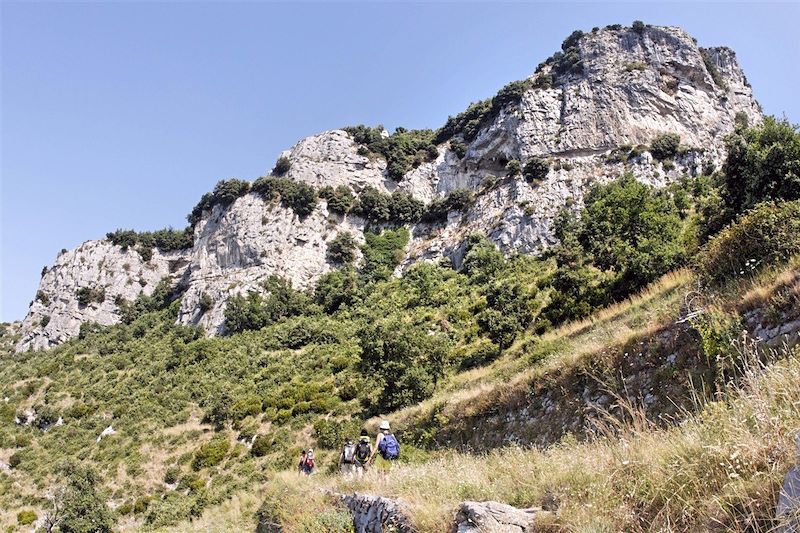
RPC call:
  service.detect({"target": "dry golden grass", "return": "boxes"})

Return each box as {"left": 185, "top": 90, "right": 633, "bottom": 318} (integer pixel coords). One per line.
{"left": 270, "top": 342, "right": 800, "bottom": 533}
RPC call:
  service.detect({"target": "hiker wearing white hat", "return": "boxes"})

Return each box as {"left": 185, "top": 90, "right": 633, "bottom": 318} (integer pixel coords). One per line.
{"left": 369, "top": 420, "right": 400, "bottom": 472}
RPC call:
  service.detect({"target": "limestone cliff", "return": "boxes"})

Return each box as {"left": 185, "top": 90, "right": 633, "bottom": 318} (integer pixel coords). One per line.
{"left": 16, "top": 24, "right": 761, "bottom": 351}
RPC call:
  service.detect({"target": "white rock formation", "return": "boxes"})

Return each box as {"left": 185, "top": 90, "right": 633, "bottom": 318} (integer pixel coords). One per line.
{"left": 16, "top": 24, "right": 762, "bottom": 351}
{"left": 455, "top": 501, "right": 544, "bottom": 533}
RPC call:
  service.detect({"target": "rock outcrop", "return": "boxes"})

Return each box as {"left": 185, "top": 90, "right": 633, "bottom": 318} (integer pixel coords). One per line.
{"left": 338, "top": 493, "right": 415, "bottom": 533}
{"left": 454, "top": 501, "right": 544, "bottom": 533}
{"left": 336, "top": 493, "right": 547, "bottom": 533}
{"left": 776, "top": 433, "right": 800, "bottom": 533}
{"left": 17, "top": 24, "right": 762, "bottom": 351}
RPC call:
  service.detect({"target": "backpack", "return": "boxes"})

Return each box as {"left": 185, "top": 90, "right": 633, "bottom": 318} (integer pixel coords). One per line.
{"left": 342, "top": 443, "right": 356, "bottom": 464}
{"left": 355, "top": 441, "right": 371, "bottom": 463}
{"left": 378, "top": 434, "right": 400, "bottom": 460}
{"left": 305, "top": 456, "right": 315, "bottom": 470}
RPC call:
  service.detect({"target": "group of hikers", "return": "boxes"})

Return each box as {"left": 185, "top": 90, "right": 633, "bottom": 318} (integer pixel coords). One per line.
{"left": 298, "top": 420, "right": 400, "bottom": 477}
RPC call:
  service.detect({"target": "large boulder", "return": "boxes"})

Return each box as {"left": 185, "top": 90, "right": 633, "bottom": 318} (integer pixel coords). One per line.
{"left": 453, "top": 501, "right": 543, "bottom": 533}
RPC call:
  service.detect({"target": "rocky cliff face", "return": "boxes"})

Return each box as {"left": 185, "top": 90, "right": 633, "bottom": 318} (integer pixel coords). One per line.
{"left": 16, "top": 24, "right": 761, "bottom": 352}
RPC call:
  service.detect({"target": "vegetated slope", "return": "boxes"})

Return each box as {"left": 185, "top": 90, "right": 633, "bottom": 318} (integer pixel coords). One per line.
{"left": 17, "top": 22, "right": 760, "bottom": 352}
{"left": 2, "top": 22, "right": 799, "bottom": 533}
{"left": 162, "top": 256, "right": 800, "bottom": 533}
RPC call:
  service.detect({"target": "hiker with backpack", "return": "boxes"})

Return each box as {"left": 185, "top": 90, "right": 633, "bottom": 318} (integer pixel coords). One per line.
{"left": 299, "top": 448, "right": 316, "bottom": 476}
{"left": 369, "top": 420, "right": 400, "bottom": 473}
{"left": 354, "top": 429, "right": 372, "bottom": 478}
{"left": 298, "top": 450, "right": 307, "bottom": 475}
{"left": 339, "top": 438, "right": 357, "bottom": 477}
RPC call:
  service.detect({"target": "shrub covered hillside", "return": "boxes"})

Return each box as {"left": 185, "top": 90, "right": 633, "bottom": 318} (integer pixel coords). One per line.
{"left": 1, "top": 117, "right": 799, "bottom": 532}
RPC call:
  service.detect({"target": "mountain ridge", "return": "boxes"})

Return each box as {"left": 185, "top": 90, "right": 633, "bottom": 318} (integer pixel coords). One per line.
{"left": 16, "top": 23, "right": 761, "bottom": 351}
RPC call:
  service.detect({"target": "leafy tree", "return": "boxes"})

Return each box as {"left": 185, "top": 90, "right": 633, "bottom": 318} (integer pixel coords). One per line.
{"left": 327, "top": 232, "right": 357, "bottom": 265}
{"left": 55, "top": 463, "right": 114, "bottom": 533}
{"left": 252, "top": 176, "right": 317, "bottom": 218}
{"left": 505, "top": 159, "right": 522, "bottom": 176}
{"left": 721, "top": 117, "right": 800, "bottom": 215}
{"left": 435, "top": 79, "right": 533, "bottom": 144}
{"left": 461, "top": 234, "right": 505, "bottom": 284}
{"left": 199, "top": 293, "right": 214, "bottom": 314}
{"left": 578, "top": 174, "right": 685, "bottom": 295}
{"left": 117, "top": 278, "right": 176, "bottom": 324}
{"left": 192, "top": 435, "right": 230, "bottom": 470}
{"left": 314, "top": 268, "right": 359, "bottom": 313}
{"left": 76, "top": 287, "right": 105, "bottom": 307}
{"left": 354, "top": 186, "right": 392, "bottom": 223}
{"left": 187, "top": 179, "right": 251, "bottom": 226}
{"left": 541, "top": 213, "right": 614, "bottom": 325}
{"left": 360, "top": 228, "right": 409, "bottom": 282}
{"left": 523, "top": 157, "right": 550, "bottom": 184}
{"left": 357, "top": 321, "right": 450, "bottom": 413}
{"left": 650, "top": 133, "right": 681, "bottom": 161}
{"left": 343, "top": 126, "right": 437, "bottom": 180}
{"left": 478, "top": 277, "right": 541, "bottom": 350}
{"left": 389, "top": 190, "right": 425, "bottom": 224}
{"left": 423, "top": 189, "right": 475, "bottom": 223}
{"left": 224, "top": 277, "right": 312, "bottom": 334}
{"left": 105, "top": 229, "right": 138, "bottom": 250}
{"left": 224, "top": 293, "right": 269, "bottom": 334}
{"left": 320, "top": 185, "right": 355, "bottom": 214}
{"left": 272, "top": 156, "right": 292, "bottom": 176}
{"left": 698, "top": 200, "right": 800, "bottom": 284}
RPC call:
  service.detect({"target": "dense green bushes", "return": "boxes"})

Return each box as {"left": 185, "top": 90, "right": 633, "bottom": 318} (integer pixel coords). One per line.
{"left": 435, "top": 79, "right": 533, "bottom": 144}
{"left": 537, "top": 29, "right": 584, "bottom": 78}
{"left": 76, "top": 286, "right": 106, "bottom": 307}
{"left": 273, "top": 155, "right": 291, "bottom": 176}
{"left": 423, "top": 189, "right": 475, "bottom": 222}
{"left": 192, "top": 435, "right": 230, "bottom": 470}
{"left": 17, "top": 510, "right": 37, "bottom": 526}
{"left": 352, "top": 186, "right": 425, "bottom": 225}
{"left": 313, "top": 418, "right": 362, "bottom": 449}
{"left": 721, "top": 117, "right": 800, "bottom": 214}
{"left": 224, "top": 277, "right": 313, "bottom": 334}
{"left": 319, "top": 185, "right": 355, "bottom": 214}
{"left": 188, "top": 179, "right": 251, "bottom": 226}
{"left": 357, "top": 320, "right": 450, "bottom": 414}
{"left": 523, "top": 157, "right": 550, "bottom": 184}
{"left": 343, "top": 125, "right": 438, "bottom": 180}
{"left": 505, "top": 159, "right": 521, "bottom": 176}
{"left": 697, "top": 200, "right": 800, "bottom": 284}
{"left": 539, "top": 174, "right": 686, "bottom": 323}
{"left": 650, "top": 133, "right": 681, "bottom": 161}
{"left": 252, "top": 176, "right": 317, "bottom": 218}
{"left": 106, "top": 227, "right": 194, "bottom": 256}
{"left": 53, "top": 463, "right": 114, "bottom": 533}
{"left": 360, "top": 227, "right": 410, "bottom": 282}
{"left": 327, "top": 232, "right": 357, "bottom": 265}
{"left": 579, "top": 174, "right": 685, "bottom": 293}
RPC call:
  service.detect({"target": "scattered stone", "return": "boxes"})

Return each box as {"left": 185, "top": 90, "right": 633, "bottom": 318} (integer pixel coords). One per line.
{"left": 454, "top": 501, "right": 543, "bottom": 533}
{"left": 776, "top": 433, "right": 800, "bottom": 532}
{"left": 96, "top": 425, "right": 116, "bottom": 443}
{"left": 338, "top": 492, "right": 414, "bottom": 533}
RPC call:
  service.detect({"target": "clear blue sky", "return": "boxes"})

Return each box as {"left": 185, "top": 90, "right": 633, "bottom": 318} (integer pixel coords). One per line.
{"left": 2, "top": 2, "right": 798, "bottom": 322}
